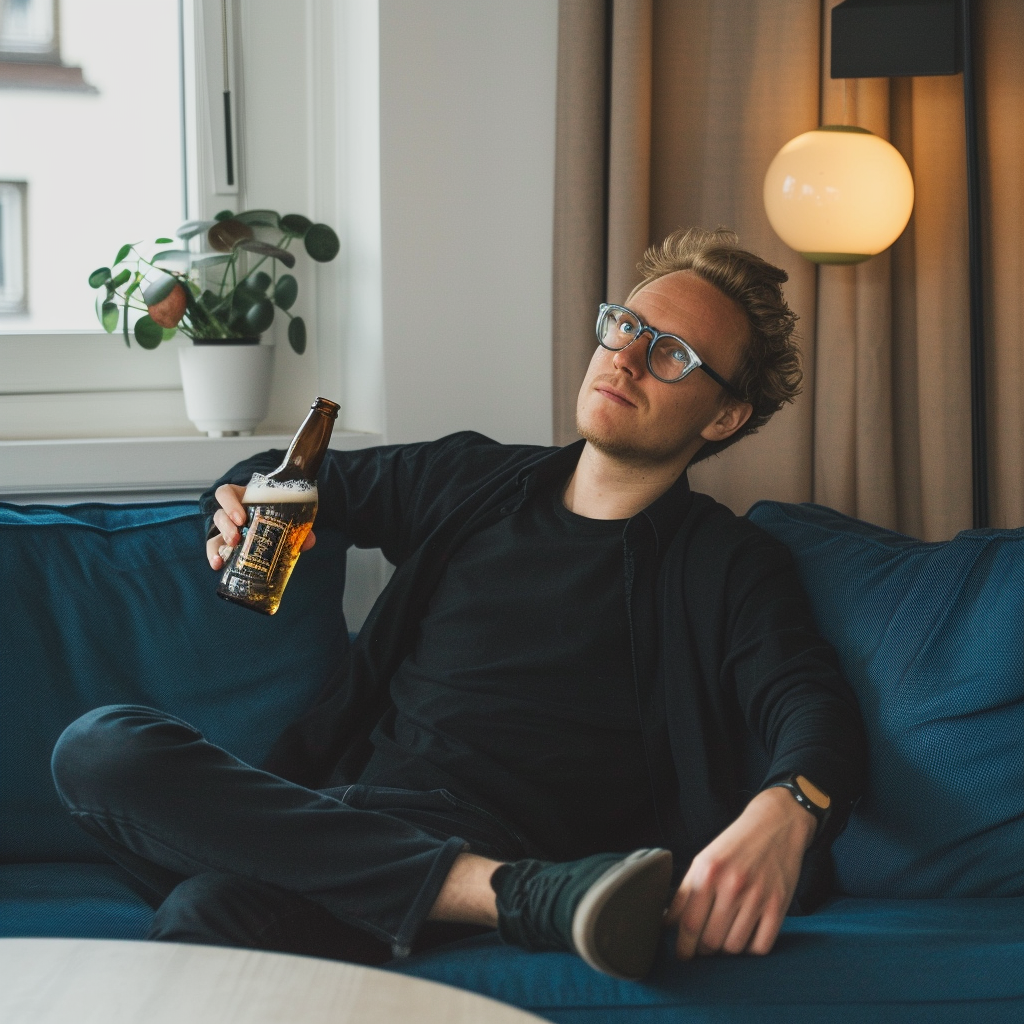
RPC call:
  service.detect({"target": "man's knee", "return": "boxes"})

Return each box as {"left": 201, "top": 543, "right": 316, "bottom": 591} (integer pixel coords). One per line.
{"left": 51, "top": 704, "right": 199, "bottom": 809}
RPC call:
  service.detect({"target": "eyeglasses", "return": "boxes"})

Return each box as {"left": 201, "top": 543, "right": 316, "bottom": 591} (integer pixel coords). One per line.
{"left": 596, "top": 303, "right": 745, "bottom": 400}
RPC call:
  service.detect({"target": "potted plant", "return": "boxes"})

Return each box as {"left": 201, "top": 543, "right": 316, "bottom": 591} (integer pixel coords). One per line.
{"left": 88, "top": 209, "right": 340, "bottom": 435}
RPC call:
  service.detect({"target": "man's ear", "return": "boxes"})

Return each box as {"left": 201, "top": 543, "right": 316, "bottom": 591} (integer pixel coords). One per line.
{"left": 699, "top": 399, "right": 753, "bottom": 444}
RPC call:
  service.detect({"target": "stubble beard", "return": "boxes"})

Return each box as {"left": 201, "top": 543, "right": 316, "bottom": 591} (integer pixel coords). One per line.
{"left": 575, "top": 409, "right": 688, "bottom": 470}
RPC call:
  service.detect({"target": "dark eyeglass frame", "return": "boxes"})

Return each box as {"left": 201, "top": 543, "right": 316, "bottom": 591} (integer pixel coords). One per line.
{"left": 596, "top": 303, "right": 745, "bottom": 401}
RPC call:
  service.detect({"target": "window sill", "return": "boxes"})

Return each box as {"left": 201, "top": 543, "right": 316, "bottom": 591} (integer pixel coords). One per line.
{"left": 0, "top": 430, "right": 383, "bottom": 503}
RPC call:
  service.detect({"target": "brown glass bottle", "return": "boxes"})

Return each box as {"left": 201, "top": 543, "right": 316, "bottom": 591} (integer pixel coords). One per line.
{"left": 217, "top": 397, "right": 339, "bottom": 614}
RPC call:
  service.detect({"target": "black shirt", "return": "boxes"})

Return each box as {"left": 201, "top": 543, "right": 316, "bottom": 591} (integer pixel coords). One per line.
{"left": 202, "top": 431, "right": 867, "bottom": 888}
{"left": 359, "top": 479, "right": 656, "bottom": 860}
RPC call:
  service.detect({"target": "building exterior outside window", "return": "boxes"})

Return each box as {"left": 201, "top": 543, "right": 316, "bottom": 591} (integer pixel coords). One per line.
{"left": 0, "top": 0, "right": 182, "bottom": 330}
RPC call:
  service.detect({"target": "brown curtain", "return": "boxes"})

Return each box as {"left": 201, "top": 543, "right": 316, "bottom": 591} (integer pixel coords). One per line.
{"left": 551, "top": 0, "right": 1024, "bottom": 540}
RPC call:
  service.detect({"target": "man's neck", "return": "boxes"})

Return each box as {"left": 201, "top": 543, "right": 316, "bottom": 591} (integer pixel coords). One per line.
{"left": 561, "top": 442, "right": 689, "bottom": 520}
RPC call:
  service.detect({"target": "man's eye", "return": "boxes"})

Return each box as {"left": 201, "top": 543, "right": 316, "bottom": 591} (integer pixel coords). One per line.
{"left": 619, "top": 322, "right": 635, "bottom": 335}
{"left": 670, "top": 348, "right": 688, "bottom": 362}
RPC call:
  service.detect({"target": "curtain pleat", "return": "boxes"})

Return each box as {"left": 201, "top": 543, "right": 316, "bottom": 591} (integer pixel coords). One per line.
{"left": 551, "top": 0, "right": 610, "bottom": 447}
{"left": 605, "top": 0, "right": 653, "bottom": 304}
{"left": 552, "top": 0, "right": 1021, "bottom": 538}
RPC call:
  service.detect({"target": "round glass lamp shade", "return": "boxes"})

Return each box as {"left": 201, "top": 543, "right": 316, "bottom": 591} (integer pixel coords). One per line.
{"left": 763, "top": 126, "right": 914, "bottom": 264}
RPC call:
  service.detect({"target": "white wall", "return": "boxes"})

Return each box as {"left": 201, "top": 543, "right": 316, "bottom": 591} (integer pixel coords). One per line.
{"left": 378, "top": 0, "right": 559, "bottom": 446}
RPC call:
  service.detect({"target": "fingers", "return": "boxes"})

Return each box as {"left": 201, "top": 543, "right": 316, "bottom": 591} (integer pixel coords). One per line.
{"left": 300, "top": 529, "right": 317, "bottom": 552}
{"left": 206, "top": 484, "right": 248, "bottom": 570}
{"left": 669, "top": 876, "right": 714, "bottom": 960}
{"left": 215, "top": 483, "right": 247, "bottom": 525}
{"left": 745, "top": 899, "right": 785, "bottom": 956}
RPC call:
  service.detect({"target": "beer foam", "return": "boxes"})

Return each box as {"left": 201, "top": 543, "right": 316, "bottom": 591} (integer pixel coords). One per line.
{"left": 243, "top": 473, "right": 318, "bottom": 504}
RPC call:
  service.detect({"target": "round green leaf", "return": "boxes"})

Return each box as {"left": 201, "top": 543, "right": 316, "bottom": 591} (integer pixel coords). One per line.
{"left": 161, "top": 327, "right": 178, "bottom": 340}
{"left": 176, "top": 219, "right": 217, "bottom": 240}
{"left": 273, "top": 273, "right": 298, "bottom": 310}
{"left": 142, "top": 272, "right": 178, "bottom": 306}
{"left": 288, "top": 316, "right": 307, "bottom": 354}
{"left": 101, "top": 302, "right": 119, "bottom": 333}
{"left": 88, "top": 267, "right": 111, "bottom": 289}
{"left": 155, "top": 237, "right": 174, "bottom": 244}
{"left": 133, "top": 315, "right": 164, "bottom": 349}
{"left": 244, "top": 270, "right": 272, "bottom": 294}
{"left": 192, "top": 253, "right": 232, "bottom": 268}
{"left": 280, "top": 213, "right": 313, "bottom": 237}
{"left": 244, "top": 298, "right": 275, "bottom": 335}
{"left": 153, "top": 248, "right": 191, "bottom": 269}
{"left": 237, "top": 239, "right": 296, "bottom": 268}
{"left": 235, "top": 209, "right": 280, "bottom": 229}
{"left": 110, "top": 268, "right": 131, "bottom": 289}
{"left": 199, "top": 289, "right": 220, "bottom": 310}
{"left": 208, "top": 219, "right": 254, "bottom": 253}
{"left": 95, "top": 293, "right": 119, "bottom": 332}
{"left": 214, "top": 209, "right": 235, "bottom": 221}
{"left": 304, "top": 223, "right": 340, "bottom": 262}
{"left": 114, "top": 243, "right": 133, "bottom": 264}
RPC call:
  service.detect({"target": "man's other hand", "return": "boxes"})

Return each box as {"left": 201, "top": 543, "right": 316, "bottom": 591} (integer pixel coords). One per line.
{"left": 205, "top": 483, "right": 317, "bottom": 570}
{"left": 664, "top": 785, "right": 816, "bottom": 959}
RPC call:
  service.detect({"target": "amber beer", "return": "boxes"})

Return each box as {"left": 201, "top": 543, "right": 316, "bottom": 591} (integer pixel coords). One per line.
{"left": 217, "top": 397, "right": 339, "bottom": 614}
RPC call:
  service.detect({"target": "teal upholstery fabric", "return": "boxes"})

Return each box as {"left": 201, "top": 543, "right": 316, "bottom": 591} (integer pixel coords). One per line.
{"left": 747, "top": 501, "right": 1024, "bottom": 898}
{"left": 392, "top": 897, "right": 1024, "bottom": 1023}
{"left": 0, "top": 864, "right": 152, "bottom": 939}
{"left": 0, "top": 501, "right": 350, "bottom": 865}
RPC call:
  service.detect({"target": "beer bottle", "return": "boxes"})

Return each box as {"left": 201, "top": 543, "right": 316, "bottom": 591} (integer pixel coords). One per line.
{"left": 217, "top": 396, "right": 339, "bottom": 615}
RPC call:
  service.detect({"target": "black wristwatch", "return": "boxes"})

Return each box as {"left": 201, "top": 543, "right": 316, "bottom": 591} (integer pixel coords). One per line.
{"left": 768, "top": 773, "right": 832, "bottom": 838}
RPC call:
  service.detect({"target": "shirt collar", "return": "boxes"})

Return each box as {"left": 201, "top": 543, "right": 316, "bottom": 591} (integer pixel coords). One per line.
{"left": 517, "top": 439, "right": 692, "bottom": 548}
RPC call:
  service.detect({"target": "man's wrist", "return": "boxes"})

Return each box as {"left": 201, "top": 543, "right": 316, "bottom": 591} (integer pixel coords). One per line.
{"left": 757, "top": 785, "right": 818, "bottom": 850}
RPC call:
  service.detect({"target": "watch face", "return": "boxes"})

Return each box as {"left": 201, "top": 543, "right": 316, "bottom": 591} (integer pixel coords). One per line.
{"left": 795, "top": 774, "right": 831, "bottom": 810}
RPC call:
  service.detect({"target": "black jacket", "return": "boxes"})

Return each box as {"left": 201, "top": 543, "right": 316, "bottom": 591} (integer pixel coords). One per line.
{"left": 202, "top": 432, "right": 867, "bottom": 881}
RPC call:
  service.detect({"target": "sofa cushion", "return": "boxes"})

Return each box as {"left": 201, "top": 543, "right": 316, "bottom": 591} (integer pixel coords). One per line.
{"left": 0, "top": 863, "right": 152, "bottom": 939}
{"left": 393, "top": 897, "right": 1024, "bottom": 1023}
{"left": 747, "top": 501, "right": 1024, "bottom": 898}
{"left": 0, "top": 501, "right": 350, "bottom": 865}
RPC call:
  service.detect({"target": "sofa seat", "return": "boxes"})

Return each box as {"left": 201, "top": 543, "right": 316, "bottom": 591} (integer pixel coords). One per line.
{"left": 0, "top": 863, "right": 151, "bottom": 940}
{"left": 392, "top": 896, "right": 1024, "bottom": 1023}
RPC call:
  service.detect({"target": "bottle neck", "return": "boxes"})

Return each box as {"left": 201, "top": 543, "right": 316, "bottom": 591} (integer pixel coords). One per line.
{"left": 270, "top": 399, "right": 338, "bottom": 482}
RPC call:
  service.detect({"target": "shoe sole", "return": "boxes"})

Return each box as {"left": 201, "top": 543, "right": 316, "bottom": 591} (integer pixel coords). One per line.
{"left": 570, "top": 847, "right": 674, "bottom": 981}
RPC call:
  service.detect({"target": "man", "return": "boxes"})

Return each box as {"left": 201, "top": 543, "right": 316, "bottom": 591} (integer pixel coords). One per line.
{"left": 52, "top": 228, "right": 866, "bottom": 981}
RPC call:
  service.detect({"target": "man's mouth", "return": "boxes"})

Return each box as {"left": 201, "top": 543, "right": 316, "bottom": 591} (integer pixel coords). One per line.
{"left": 595, "top": 384, "right": 638, "bottom": 408}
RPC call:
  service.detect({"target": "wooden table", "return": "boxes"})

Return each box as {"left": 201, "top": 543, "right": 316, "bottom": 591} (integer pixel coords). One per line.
{"left": 0, "top": 938, "right": 548, "bottom": 1024}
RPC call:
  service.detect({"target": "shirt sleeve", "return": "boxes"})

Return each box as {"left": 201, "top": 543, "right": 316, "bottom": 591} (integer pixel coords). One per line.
{"left": 720, "top": 531, "right": 868, "bottom": 844}
{"left": 197, "top": 431, "right": 512, "bottom": 565}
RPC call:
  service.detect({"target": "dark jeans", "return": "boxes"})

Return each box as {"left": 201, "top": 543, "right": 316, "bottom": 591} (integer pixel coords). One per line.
{"left": 50, "top": 705, "right": 529, "bottom": 961}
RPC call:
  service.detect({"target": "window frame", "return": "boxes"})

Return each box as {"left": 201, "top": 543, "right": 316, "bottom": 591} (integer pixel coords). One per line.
{"left": 0, "top": 180, "right": 27, "bottom": 314}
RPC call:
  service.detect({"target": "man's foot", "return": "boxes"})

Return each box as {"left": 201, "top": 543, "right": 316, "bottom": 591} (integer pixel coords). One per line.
{"left": 490, "top": 848, "right": 674, "bottom": 981}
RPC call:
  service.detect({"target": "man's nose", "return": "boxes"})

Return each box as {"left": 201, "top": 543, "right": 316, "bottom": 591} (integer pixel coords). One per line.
{"left": 612, "top": 335, "right": 648, "bottom": 377}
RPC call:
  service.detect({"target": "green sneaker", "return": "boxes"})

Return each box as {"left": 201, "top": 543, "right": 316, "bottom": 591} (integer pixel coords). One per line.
{"left": 491, "top": 848, "right": 674, "bottom": 980}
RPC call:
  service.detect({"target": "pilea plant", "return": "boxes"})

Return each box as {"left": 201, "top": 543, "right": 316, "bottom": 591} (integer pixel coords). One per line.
{"left": 87, "top": 209, "right": 340, "bottom": 354}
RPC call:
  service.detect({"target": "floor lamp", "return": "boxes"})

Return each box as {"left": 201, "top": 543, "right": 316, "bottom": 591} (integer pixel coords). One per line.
{"left": 766, "top": 0, "right": 988, "bottom": 528}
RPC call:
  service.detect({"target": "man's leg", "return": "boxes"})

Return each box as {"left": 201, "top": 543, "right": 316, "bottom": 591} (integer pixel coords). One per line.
{"left": 51, "top": 705, "right": 472, "bottom": 955}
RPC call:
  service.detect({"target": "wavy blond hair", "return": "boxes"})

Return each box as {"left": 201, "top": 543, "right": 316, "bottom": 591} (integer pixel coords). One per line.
{"left": 628, "top": 227, "right": 801, "bottom": 464}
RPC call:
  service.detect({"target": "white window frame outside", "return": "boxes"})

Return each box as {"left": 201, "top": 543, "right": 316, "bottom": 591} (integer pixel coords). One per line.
{"left": 0, "top": 181, "right": 26, "bottom": 314}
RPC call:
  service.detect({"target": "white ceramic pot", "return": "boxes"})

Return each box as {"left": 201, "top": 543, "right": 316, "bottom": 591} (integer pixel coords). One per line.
{"left": 178, "top": 340, "right": 275, "bottom": 436}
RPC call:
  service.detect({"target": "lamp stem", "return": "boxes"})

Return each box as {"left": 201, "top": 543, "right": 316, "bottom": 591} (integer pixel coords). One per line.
{"left": 962, "top": 0, "right": 988, "bottom": 528}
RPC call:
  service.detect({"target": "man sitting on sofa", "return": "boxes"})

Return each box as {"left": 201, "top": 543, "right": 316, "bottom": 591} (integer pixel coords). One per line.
{"left": 51, "top": 227, "right": 867, "bottom": 982}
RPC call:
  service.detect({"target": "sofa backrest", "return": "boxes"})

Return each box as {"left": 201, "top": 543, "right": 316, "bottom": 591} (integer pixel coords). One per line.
{"left": 748, "top": 500, "right": 1024, "bottom": 898}
{"left": 0, "top": 501, "right": 350, "bottom": 864}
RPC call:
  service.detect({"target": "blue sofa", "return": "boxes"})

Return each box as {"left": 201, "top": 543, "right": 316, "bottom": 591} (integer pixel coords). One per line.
{"left": 2, "top": 497, "right": 1022, "bottom": 1022}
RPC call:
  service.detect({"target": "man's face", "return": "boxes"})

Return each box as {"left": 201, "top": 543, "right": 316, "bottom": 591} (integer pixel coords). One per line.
{"left": 575, "top": 270, "right": 752, "bottom": 469}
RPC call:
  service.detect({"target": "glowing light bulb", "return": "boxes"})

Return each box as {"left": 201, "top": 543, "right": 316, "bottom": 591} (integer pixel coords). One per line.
{"left": 763, "top": 126, "right": 914, "bottom": 264}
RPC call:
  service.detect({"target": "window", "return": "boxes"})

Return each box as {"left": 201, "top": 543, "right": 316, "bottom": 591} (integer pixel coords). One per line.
{"left": 0, "top": 0, "right": 95, "bottom": 90}
{"left": 0, "top": 0, "right": 183, "bottom": 333}
{"left": 0, "top": 181, "right": 26, "bottom": 314}
{"left": 0, "top": 0, "right": 57, "bottom": 59}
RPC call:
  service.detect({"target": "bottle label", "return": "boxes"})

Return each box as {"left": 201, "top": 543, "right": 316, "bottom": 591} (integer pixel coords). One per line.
{"left": 233, "top": 508, "right": 292, "bottom": 585}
